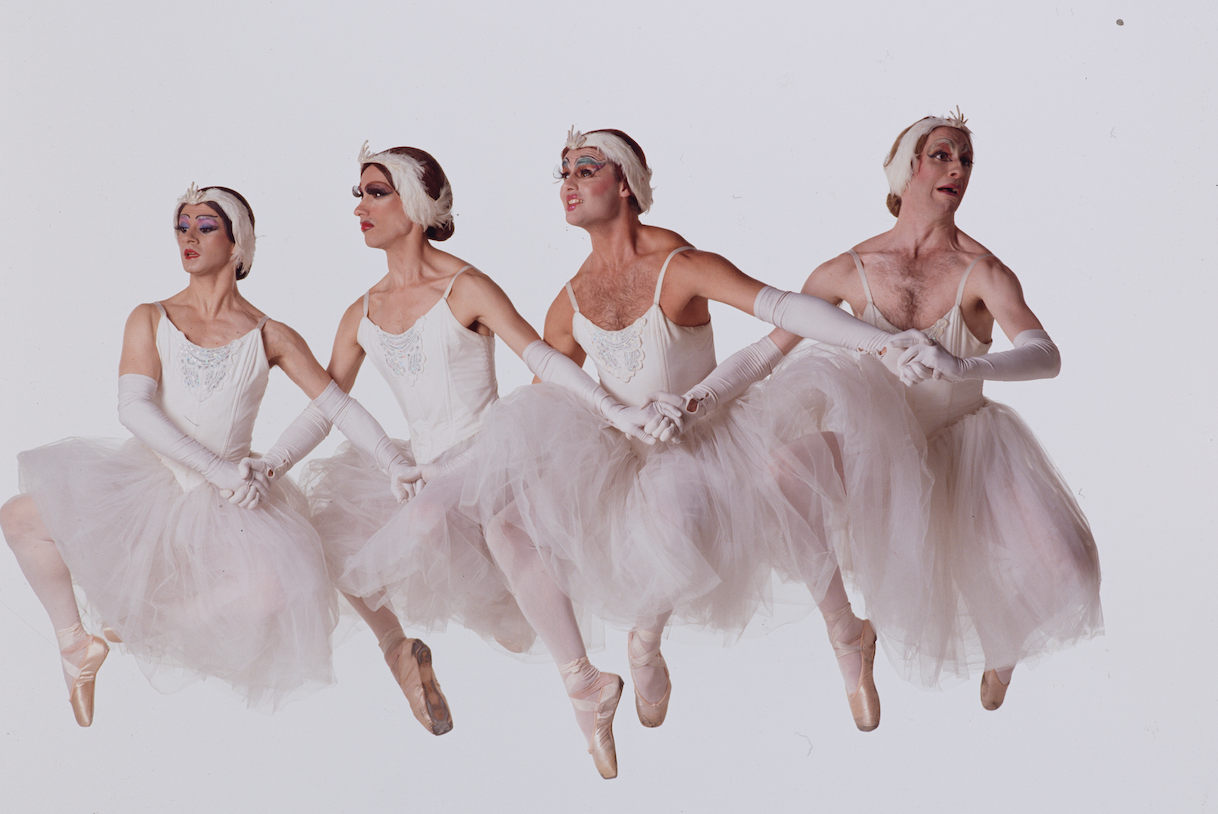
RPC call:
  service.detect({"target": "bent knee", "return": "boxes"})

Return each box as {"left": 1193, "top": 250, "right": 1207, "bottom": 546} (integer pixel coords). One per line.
{"left": 0, "top": 494, "right": 42, "bottom": 542}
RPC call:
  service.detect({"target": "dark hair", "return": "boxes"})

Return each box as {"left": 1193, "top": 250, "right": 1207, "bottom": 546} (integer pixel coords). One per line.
{"left": 175, "top": 186, "right": 256, "bottom": 279}
{"left": 362, "top": 147, "right": 455, "bottom": 241}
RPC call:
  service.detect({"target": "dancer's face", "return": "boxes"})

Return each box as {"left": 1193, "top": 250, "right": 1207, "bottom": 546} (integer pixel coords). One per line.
{"left": 908, "top": 127, "right": 973, "bottom": 212}
{"left": 353, "top": 165, "right": 413, "bottom": 249}
{"left": 175, "top": 204, "right": 235, "bottom": 276}
{"left": 559, "top": 147, "right": 631, "bottom": 226}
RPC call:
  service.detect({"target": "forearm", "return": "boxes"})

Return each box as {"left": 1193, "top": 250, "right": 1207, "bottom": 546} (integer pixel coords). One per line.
{"left": 961, "top": 329, "right": 1060, "bottom": 381}
{"left": 753, "top": 286, "right": 891, "bottom": 354}
{"left": 685, "top": 336, "right": 783, "bottom": 415}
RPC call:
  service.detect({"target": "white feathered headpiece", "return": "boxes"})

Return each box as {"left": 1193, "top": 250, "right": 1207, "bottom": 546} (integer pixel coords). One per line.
{"left": 565, "top": 127, "right": 654, "bottom": 214}
{"left": 176, "top": 184, "right": 256, "bottom": 278}
{"left": 357, "top": 141, "right": 454, "bottom": 232}
{"left": 883, "top": 107, "right": 973, "bottom": 197}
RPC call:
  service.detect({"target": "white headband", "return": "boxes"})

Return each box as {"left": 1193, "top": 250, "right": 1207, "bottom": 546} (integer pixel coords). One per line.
{"left": 357, "top": 141, "right": 453, "bottom": 232}
{"left": 565, "top": 127, "right": 654, "bottom": 214}
{"left": 883, "top": 109, "right": 973, "bottom": 197}
{"left": 176, "top": 184, "right": 255, "bottom": 275}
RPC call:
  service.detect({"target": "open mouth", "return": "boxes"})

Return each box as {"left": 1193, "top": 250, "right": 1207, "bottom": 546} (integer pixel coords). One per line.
{"left": 937, "top": 186, "right": 959, "bottom": 196}
{"left": 360, "top": 221, "right": 373, "bottom": 232}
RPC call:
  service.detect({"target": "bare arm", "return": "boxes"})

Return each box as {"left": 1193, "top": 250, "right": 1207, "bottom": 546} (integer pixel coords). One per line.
{"left": 118, "top": 303, "right": 162, "bottom": 379}
{"left": 324, "top": 299, "right": 368, "bottom": 394}
{"left": 970, "top": 257, "right": 1045, "bottom": 342}
{"left": 262, "top": 320, "right": 335, "bottom": 399}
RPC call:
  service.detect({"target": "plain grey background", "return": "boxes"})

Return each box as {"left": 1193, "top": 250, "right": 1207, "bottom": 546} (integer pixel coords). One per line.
{"left": 1, "top": 1, "right": 1212, "bottom": 810}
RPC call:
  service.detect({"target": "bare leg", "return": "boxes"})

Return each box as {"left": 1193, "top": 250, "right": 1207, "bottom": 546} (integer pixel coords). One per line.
{"left": 2, "top": 494, "right": 109, "bottom": 725}
{"left": 486, "top": 509, "right": 622, "bottom": 778}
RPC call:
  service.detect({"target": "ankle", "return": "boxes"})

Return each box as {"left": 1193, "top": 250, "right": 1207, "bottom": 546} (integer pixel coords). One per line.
{"left": 822, "top": 604, "right": 863, "bottom": 647}
{"left": 560, "top": 656, "right": 602, "bottom": 700}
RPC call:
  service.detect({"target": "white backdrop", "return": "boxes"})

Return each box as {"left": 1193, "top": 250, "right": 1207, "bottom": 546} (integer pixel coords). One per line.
{"left": 1, "top": 1, "right": 1212, "bottom": 811}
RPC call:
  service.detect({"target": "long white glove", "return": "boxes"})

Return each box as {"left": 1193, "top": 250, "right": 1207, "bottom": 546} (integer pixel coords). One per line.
{"left": 311, "top": 381, "right": 422, "bottom": 502}
{"left": 682, "top": 335, "right": 784, "bottom": 420}
{"left": 753, "top": 286, "right": 930, "bottom": 355}
{"left": 118, "top": 374, "right": 265, "bottom": 508}
{"left": 522, "top": 340, "right": 676, "bottom": 444}
{"left": 237, "top": 401, "right": 332, "bottom": 498}
{"left": 898, "top": 329, "right": 1060, "bottom": 384}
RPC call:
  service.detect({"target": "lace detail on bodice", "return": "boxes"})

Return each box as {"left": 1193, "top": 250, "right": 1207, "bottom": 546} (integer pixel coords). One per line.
{"left": 924, "top": 315, "right": 951, "bottom": 345}
{"left": 377, "top": 316, "right": 426, "bottom": 384}
{"left": 178, "top": 342, "right": 235, "bottom": 401}
{"left": 589, "top": 317, "right": 647, "bottom": 383}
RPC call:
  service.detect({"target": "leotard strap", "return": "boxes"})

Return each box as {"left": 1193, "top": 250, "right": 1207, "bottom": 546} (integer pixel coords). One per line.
{"left": 847, "top": 250, "right": 875, "bottom": 306}
{"left": 564, "top": 282, "right": 581, "bottom": 313}
{"left": 154, "top": 301, "right": 167, "bottom": 317}
{"left": 653, "top": 246, "right": 695, "bottom": 305}
{"left": 955, "top": 254, "right": 994, "bottom": 307}
{"left": 362, "top": 291, "right": 371, "bottom": 318}
{"left": 254, "top": 315, "right": 270, "bottom": 329}
{"left": 442, "top": 265, "right": 476, "bottom": 300}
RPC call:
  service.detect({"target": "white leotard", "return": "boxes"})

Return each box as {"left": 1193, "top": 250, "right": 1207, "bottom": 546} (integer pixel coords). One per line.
{"left": 153, "top": 301, "right": 270, "bottom": 489}
{"left": 356, "top": 267, "right": 498, "bottom": 465}
{"left": 850, "top": 249, "right": 992, "bottom": 435}
{"left": 566, "top": 246, "right": 716, "bottom": 407}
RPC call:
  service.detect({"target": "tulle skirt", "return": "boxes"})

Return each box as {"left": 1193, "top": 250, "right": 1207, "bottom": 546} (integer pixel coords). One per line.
{"left": 18, "top": 437, "right": 337, "bottom": 709}
{"left": 894, "top": 399, "right": 1103, "bottom": 685}
{"left": 302, "top": 438, "right": 538, "bottom": 655}
{"left": 460, "top": 353, "right": 930, "bottom": 638}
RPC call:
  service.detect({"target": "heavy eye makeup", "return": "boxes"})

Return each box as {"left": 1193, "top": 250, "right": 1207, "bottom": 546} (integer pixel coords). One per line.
{"left": 352, "top": 183, "right": 395, "bottom": 198}
{"left": 175, "top": 215, "right": 220, "bottom": 233}
{"left": 556, "top": 155, "right": 607, "bottom": 180}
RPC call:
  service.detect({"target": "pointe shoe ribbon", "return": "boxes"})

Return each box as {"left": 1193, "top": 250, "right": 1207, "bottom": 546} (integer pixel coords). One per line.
{"left": 563, "top": 659, "right": 624, "bottom": 780}
{"left": 62, "top": 635, "right": 109, "bottom": 727}
{"left": 627, "top": 629, "right": 671, "bottom": 728}
{"left": 381, "top": 631, "right": 453, "bottom": 736}
{"left": 827, "top": 612, "right": 880, "bottom": 732}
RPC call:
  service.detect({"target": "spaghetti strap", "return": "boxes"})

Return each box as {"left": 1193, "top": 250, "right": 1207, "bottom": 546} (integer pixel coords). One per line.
{"left": 362, "top": 291, "right": 371, "bottom": 318}
{"left": 847, "top": 250, "right": 875, "bottom": 305}
{"left": 154, "top": 301, "right": 167, "bottom": 317}
{"left": 955, "top": 254, "right": 993, "bottom": 306}
{"left": 653, "top": 246, "right": 695, "bottom": 304}
{"left": 443, "top": 265, "right": 475, "bottom": 300}
{"left": 254, "top": 315, "right": 270, "bottom": 330}
{"left": 564, "top": 281, "right": 581, "bottom": 313}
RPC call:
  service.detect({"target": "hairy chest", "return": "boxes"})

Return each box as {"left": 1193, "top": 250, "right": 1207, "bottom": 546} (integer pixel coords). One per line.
{"left": 865, "top": 254, "right": 969, "bottom": 331}
{"left": 571, "top": 267, "right": 660, "bottom": 331}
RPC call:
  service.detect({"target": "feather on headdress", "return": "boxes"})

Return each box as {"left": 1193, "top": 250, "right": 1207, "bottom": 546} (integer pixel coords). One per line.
{"left": 883, "top": 107, "right": 973, "bottom": 198}
{"left": 565, "top": 127, "right": 654, "bottom": 214}
{"left": 176, "top": 183, "right": 256, "bottom": 277}
{"left": 357, "top": 141, "right": 454, "bottom": 232}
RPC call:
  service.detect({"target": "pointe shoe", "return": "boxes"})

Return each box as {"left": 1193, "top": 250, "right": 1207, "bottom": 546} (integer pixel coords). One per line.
{"left": 569, "top": 672, "right": 625, "bottom": 779}
{"left": 102, "top": 626, "right": 122, "bottom": 644}
{"left": 63, "top": 635, "right": 109, "bottom": 727}
{"left": 830, "top": 618, "right": 880, "bottom": 732}
{"left": 980, "top": 669, "right": 1010, "bottom": 711}
{"left": 627, "top": 630, "right": 671, "bottom": 728}
{"left": 387, "top": 637, "right": 453, "bottom": 736}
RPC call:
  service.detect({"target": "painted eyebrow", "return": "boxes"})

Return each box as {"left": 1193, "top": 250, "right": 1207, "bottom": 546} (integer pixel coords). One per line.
{"left": 574, "top": 156, "right": 604, "bottom": 168}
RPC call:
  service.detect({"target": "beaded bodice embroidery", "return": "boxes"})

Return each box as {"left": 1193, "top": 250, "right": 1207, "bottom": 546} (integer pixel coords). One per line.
{"left": 356, "top": 268, "right": 498, "bottom": 465}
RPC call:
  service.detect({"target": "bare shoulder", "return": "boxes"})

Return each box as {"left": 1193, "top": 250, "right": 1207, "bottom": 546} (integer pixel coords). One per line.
{"left": 125, "top": 301, "right": 161, "bottom": 330}
{"left": 260, "top": 317, "right": 312, "bottom": 359}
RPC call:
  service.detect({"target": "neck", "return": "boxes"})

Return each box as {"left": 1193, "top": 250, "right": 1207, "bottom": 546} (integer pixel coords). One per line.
{"left": 888, "top": 205, "right": 962, "bottom": 253}
{"left": 582, "top": 212, "right": 644, "bottom": 273}
{"left": 380, "top": 231, "right": 433, "bottom": 284}
{"left": 181, "top": 266, "right": 245, "bottom": 317}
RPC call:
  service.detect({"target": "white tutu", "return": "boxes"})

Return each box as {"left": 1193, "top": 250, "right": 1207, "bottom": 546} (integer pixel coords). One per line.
{"left": 302, "top": 438, "right": 538, "bottom": 655}
{"left": 898, "top": 400, "right": 1103, "bottom": 685}
{"left": 18, "top": 437, "right": 337, "bottom": 709}
{"left": 460, "top": 371, "right": 910, "bottom": 637}
{"left": 743, "top": 344, "right": 934, "bottom": 628}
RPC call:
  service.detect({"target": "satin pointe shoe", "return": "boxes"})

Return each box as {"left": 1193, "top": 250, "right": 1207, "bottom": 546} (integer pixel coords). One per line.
{"left": 102, "top": 626, "right": 123, "bottom": 644}
{"left": 571, "top": 673, "right": 625, "bottom": 779}
{"left": 63, "top": 635, "right": 109, "bottom": 727}
{"left": 627, "top": 629, "right": 671, "bottom": 728}
{"left": 980, "top": 669, "right": 1011, "bottom": 711}
{"left": 830, "top": 618, "right": 880, "bottom": 732}
{"left": 386, "top": 635, "right": 453, "bottom": 736}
